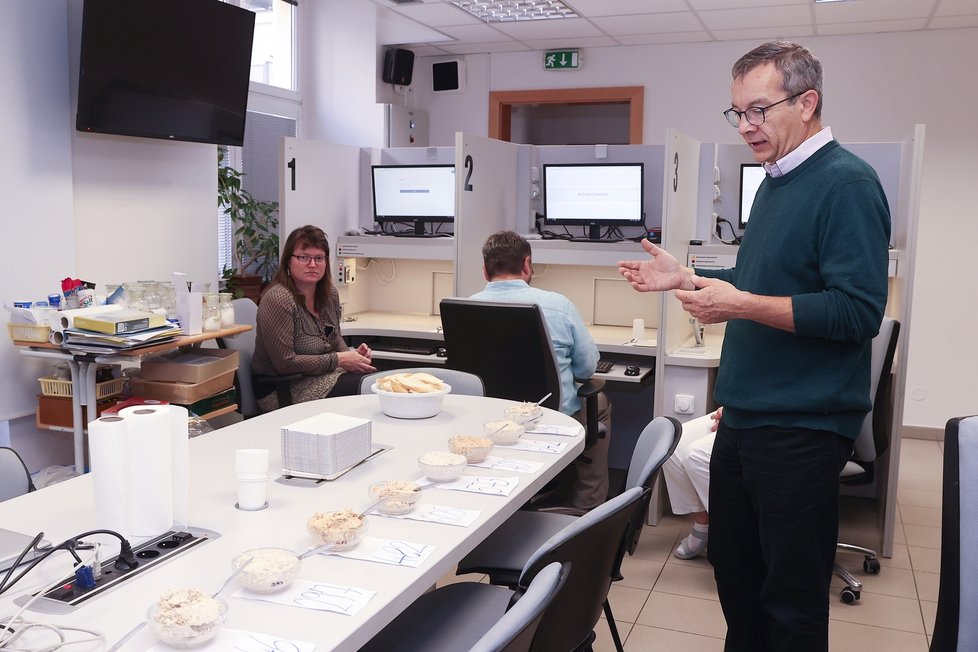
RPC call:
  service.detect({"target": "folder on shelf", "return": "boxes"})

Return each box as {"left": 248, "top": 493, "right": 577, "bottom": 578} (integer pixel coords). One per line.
{"left": 71, "top": 309, "right": 166, "bottom": 335}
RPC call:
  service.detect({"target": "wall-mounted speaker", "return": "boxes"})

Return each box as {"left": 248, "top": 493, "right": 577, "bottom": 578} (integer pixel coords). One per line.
{"left": 432, "top": 59, "right": 466, "bottom": 93}
{"left": 382, "top": 48, "right": 415, "bottom": 86}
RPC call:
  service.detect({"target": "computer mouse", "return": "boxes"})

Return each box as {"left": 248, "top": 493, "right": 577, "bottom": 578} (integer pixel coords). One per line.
{"left": 624, "top": 365, "right": 640, "bottom": 376}
{"left": 436, "top": 347, "right": 447, "bottom": 357}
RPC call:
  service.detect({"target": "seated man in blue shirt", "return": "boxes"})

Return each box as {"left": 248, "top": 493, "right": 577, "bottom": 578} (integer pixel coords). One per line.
{"left": 471, "top": 231, "right": 612, "bottom": 512}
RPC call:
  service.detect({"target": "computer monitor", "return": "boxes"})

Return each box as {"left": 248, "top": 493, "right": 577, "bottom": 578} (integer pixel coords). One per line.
{"left": 542, "top": 163, "right": 645, "bottom": 242}
{"left": 738, "top": 163, "right": 766, "bottom": 230}
{"left": 370, "top": 164, "right": 456, "bottom": 237}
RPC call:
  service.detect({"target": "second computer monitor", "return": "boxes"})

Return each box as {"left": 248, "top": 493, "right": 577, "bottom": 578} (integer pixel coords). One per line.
{"left": 738, "top": 163, "right": 766, "bottom": 230}
{"left": 542, "top": 162, "right": 644, "bottom": 242}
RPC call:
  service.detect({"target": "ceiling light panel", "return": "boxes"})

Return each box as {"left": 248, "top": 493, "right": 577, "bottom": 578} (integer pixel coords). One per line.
{"left": 451, "top": 1, "right": 578, "bottom": 23}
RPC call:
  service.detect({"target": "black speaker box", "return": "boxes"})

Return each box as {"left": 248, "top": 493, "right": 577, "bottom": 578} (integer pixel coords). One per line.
{"left": 432, "top": 60, "right": 460, "bottom": 92}
{"left": 383, "top": 48, "right": 415, "bottom": 86}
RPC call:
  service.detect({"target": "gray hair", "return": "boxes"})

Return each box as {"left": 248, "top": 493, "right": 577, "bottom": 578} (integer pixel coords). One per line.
{"left": 732, "top": 41, "right": 823, "bottom": 118}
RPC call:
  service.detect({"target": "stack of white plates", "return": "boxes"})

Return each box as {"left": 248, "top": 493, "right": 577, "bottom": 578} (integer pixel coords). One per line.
{"left": 280, "top": 412, "right": 372, "bottom": 479}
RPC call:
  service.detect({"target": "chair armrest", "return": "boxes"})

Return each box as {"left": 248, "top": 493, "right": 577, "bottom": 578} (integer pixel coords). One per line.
{"left": 253, "top": 373, "right": 302, "bottom": 408}
{"left": 576, "top": 378, "right": 606, "bottom": 447}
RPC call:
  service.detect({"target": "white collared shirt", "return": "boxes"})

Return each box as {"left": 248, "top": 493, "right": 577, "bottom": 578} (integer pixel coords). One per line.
{"left": 763, "top": 126, "right": 834, "bottom": 178}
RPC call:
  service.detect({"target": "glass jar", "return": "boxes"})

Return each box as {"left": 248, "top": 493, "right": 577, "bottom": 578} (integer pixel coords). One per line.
{"left": 141, "top": 281, "right": 162, "bottom": 310}
{"left": 159, "top": 282, "right": 177, "bottom": 320}
{"left": 126, "top": 284, "right": 148, "bottom": 312}
{"left": 219, "top": 293, "right": 235, "bottom": 328}
{"left": 203, "top": 293, "right": 222, "bottom": 332}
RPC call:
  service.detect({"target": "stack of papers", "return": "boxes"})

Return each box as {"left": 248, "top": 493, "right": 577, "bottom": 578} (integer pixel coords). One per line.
{"left": 62, "top": 324, "right": 182, "bottom": 352}
{"left": 281, "top": 412, "right": 372, "bottom": 479}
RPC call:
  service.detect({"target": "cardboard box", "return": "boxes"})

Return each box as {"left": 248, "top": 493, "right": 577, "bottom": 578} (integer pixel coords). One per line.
{"left": 36, "top": 395, "right": 115, "bottom": 430}
{"left": 174, "top": 387, "right": 237, "bottom": 417}
{"left": 138, "top": 349, "right": 238, "bottom": 384}
{"left": 129, "top": 369, "right": 236, "bottom": 404}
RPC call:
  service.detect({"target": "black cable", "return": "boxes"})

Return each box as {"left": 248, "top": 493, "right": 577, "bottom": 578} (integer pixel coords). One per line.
{"left": 715, "top": 216, "right": 742, "bottom": 245}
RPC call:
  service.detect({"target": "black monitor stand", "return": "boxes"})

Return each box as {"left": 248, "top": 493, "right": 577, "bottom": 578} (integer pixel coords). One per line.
{"left": 568, "top": 225, "right": 621, "bottom": 243}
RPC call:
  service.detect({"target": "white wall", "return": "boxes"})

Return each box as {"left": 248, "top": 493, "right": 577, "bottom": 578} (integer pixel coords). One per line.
{"left": 418, "top": 29, "right": 978, "bottom": 432}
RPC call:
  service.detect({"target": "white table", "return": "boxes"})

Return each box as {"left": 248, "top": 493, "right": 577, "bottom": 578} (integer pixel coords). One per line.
{"left": 0, "top": 394, "right": 583, "bottom": 651}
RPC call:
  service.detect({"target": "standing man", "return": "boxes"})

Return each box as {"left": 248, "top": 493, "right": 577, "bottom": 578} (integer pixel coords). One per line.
{"left": 619, "top": 41, "right": 890, "bottom": 651}
{"left": 473, "top": 230, "right": 611, "bottom": 514}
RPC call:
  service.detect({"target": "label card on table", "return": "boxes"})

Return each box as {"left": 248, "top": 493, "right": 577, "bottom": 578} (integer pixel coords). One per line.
{"left": 231, "top": 579, "right": 374, "bottom": 615}
{"left": 438, "top": 475, "right": 520, "bottom": 496}
{"left": 376, "top": 503, "right": 481, "bottom": 527}
{"left": 506, "top": 439, "right": 569, "bottom": 454}
{"left": 524, "top": 424, "right": 582, "bottom": 438}
{"left": 468, "top": 456, "right": 545, "bottom": 474}
{"left": 331, "top": 536, "right": 435, "bottom": 567}
{"left": 150, "top": 629, "right": 318, "bottom": 652}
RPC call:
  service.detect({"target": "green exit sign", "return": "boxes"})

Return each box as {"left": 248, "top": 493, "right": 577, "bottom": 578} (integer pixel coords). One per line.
{"left": 544, "top": 50, "right": 580, "bottom": 70}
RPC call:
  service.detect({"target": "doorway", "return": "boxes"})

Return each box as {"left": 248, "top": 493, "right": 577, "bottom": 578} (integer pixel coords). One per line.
{"left": 489, "top": 86, "right": 644, "bottom": 145}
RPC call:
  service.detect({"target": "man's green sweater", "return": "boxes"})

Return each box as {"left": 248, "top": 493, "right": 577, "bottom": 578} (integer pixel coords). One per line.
{"left": 699, "top": 140, "right": 891, "bottom": 439}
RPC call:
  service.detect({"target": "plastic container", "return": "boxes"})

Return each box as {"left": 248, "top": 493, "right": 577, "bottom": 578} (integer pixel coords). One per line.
{"left": 38, "top": 376, "right": 125, "bottom": 400}
{"left": 232, "top": 548, "right": 301, "bottom": 593}
{"left": 219, "top": 293, "right": 235, "bottom": 328}
{"left": 448, "top": 435, "right": 494, "bottom": 463}
{"left": 504, "top": 402, "right": 543, "bottom": 425}
{"left": 368, "top": 480, "right": 422, "bottom": 514}
{"left": 7, "top": 323, "right": 52, "bottom": 343}
{"left": 371, "top": 383, "right": 451, "bottom": 419}
{"left": 202, "top": 293, "right": 221, "bottom": 332}
{"left": 484, "top": 420, "right": 525, "bottom": 445}
{"left": 147, "top": 592, "right": 227, "bottom": 649}
{"left": 307, "top": 510, "right": 367, "bottom": 551}
{"left": 418, "top": 451, "right": 467, "bottom": 482}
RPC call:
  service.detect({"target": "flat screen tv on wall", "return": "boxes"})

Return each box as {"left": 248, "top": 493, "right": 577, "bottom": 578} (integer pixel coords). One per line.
{"left": 76, "top": 0, "right": 256, "bottom": 146}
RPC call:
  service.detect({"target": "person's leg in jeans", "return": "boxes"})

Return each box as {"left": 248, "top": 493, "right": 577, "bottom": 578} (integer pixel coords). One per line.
{"left": 709, "top": 423, "right": 853, "bottom": 651}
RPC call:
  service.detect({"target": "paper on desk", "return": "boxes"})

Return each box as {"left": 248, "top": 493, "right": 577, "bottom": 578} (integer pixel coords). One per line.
{"left": 329, "top": 536, "right": 435, "bottom": 567}
{"left": 505, "top": 439, "right": 569, "bottom": 455}
{"left": 437, "top": 475, "right": 519, "bottom": 496}
{"left": 524, "top": 424, "right": 582, "bottom": 438}
{"left": 468, "top": 456, "right": 545, "bottom": 474}
{"left": 375, "top": 503, "right": 481, "bottom": 527}
{"left": 627, "top": 338, "right": 657, "bottom": 348}
{"left": 149, "top": 628, "right": 317, "bottom": 652}
{"left": 232, "top": 579, "right": 374, "bottom": 615}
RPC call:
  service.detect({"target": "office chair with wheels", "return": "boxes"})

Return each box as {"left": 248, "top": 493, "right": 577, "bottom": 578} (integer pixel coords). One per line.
{"left": 0, "top": 447, "right": 35, "bottom": 502}
{"left": 457, "top": 417, "right": 681, "bottom": 652}
{"left": 930, "top": 415, "right": 978, "bottom": 652}
{"left": 221, "top": 298, "right": 301, "bottom": 418}
{"left": 438, "top": 297, "right": 605, "bottom": 454}
{"left": 360, "top": 561, "right": 569, "bottom": 652}
{"left": 358, "top": 367, "right": 485, "bottom": 397}
{"left": 834, "top": 316, "right": 901, "bottom": 604}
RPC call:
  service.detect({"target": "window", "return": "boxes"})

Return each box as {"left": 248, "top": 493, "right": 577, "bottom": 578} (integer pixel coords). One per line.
{"left": 227, "top": 0, "right": 296, "bottom": 92}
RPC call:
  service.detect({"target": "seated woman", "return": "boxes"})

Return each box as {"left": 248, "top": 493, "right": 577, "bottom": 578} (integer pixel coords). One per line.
{"left": 252, "top": 225, "right": 375, "bottom": 412}
{"left": 662, "top": 408, "right": 721, "bottom": 559}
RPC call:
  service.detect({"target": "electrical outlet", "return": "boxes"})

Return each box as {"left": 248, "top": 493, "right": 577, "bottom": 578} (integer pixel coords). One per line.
{"left": 674, "top": 394, "right": 695, "bottom": 415}
{"left": 340, "top": 258, "right": 356, "bottom": 285}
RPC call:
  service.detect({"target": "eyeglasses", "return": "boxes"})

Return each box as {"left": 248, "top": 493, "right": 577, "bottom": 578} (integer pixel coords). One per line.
{"left": 723, "top": 90, "right": 808, "bottom": 128}
{"left": 293, "top": 254, "right": 327, "bottom": 265}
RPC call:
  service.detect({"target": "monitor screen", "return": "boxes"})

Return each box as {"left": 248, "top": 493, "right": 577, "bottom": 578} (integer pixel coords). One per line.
{"left": 542, "top": 163, "right": 644, "bottom": 241}
{"left": 371, "top": 165, "right": 456, "bottom": 235}
{"left": 76, "top": 0, "right": 255, "bottom": 146}
{"left": 738, "top": 164, "right": 766, "bottom": 229}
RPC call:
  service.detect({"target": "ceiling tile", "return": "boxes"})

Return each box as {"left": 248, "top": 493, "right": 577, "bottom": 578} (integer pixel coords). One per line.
{"left": 563, "top": 0, "right": 690, "bottom": 16}
{"left": 818, "top": 18, "right": 928, "bottom": 34}
{"left": 699, "top": 4, "right": 811, "bottom": 30}
{"left": 436, "top": 23, "right": 513, "bottom": 42}
{"left": 492, "top": 17, "right": 605, "bottom": 39}
{"left": 400, "top": 44, "right": 454, "bottom": 57}
{"left": 378, "top": 9, "right": 456, "bottom": 45}
{"left": 385, "top": 1, "right": 481, "bottom": 27}
{"left": 614, "top": 31, "right": 713, "bottom": 45}
{"left": 815, "top": 0, "right": 937, "bottom": 24}
{"left": 933, "top": 0, "right": 978, "bottom": 16}
{"left": 690, "top": 0, "right": 808, "bottom": 9}
{"left": 521, "top": 36, "right": 620, "bottom": 50}
{"left": 710, "top": 24, "right": 814, "bottom": 41}
{"left": 929, "top": 14, "right": 978, "bottom": 27}
{"left": 440, "top": 41, "right": 532, "bottom": 55}
{"left": 592, "top": 12, "right": 705, "bottom": 35}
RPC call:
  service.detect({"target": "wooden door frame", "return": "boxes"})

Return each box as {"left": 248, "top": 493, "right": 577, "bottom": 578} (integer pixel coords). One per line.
{"left": 489, "top": 86, "right": 644, "bottom": 144}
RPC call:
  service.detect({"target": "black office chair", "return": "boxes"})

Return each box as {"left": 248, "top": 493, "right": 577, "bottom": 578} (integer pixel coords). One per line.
{"left": 834, "top": 317, "right": 900, "bottom": 604}
{"left": 221, "top": 298, "right": 300, "bottom": 417}
{"left": 0, "top": 447, "right": 35, "bottom": 502}
{"left": 360, "top": 561, "right": 569, "bottom": 652}
{"left": 457, "top": 417, "right": 681, "bottom": 652}
{"left": 438, "top": 297, "right": 605, "bottom": 452}
{"left": 930, "top": 415, "right": 978, "bottom": 652}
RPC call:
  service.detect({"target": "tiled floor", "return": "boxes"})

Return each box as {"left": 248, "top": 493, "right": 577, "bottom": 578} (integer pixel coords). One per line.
{"left": 441, "top": 437, "right": 944, "bottom": 651}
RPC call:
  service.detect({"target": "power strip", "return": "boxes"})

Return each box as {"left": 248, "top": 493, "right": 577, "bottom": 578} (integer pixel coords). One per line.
{"left": 15, "top": 527, "right": 219, "bottom": 615}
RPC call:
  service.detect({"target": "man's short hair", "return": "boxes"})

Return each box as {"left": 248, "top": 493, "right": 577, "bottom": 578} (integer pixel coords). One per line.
{"left": 483, "top": 231, "right": 531, "bottom": 280}
{"left": 732, "top": 40, "right": 823, "bottom": 119}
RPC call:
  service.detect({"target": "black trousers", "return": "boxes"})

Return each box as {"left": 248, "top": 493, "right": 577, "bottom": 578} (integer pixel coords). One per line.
{"left": 707, "top": 421, "right": 854, "bottom": 652}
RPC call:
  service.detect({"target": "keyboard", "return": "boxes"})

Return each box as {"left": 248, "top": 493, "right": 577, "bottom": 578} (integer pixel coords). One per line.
{"left": 595, "top": 360, "right": 615, "bottom": 374}
{"left": 369, "top": 339, "right": 439, "bottom": 356}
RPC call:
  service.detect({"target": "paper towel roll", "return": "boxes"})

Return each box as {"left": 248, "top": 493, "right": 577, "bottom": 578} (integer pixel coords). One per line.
{"left": 88, "top": 416, "right": 131, "bottom": 535}
{"left": 169, "top": 405, "right": 190, "bottom": 527}
{"left": 49, "top": 305, "right": 120, "bottom": 333}
{"left": 118, "top": 406, "right": 174, "bottom": 536}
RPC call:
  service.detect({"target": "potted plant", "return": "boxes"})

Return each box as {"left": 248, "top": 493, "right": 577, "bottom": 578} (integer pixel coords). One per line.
{"left": 218, "top": 149, "right": 280, "bottom": 302}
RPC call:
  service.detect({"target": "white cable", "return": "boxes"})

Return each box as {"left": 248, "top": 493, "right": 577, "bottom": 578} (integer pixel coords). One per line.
{"left": 371, "top": 258, "right": 396, "bottom": 285}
